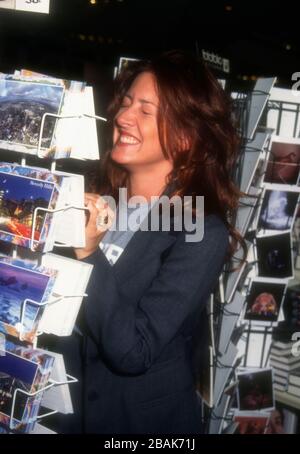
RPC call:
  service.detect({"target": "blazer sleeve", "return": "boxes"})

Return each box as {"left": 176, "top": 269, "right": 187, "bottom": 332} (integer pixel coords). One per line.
{"left": 81, "top": 214, "right": 229, "bottom": 375}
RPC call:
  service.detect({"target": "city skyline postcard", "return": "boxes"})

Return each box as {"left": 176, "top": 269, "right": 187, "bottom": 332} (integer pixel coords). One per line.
{"left": 0, "top": 77, "right": 64, "bottom": 154}
{"left": 0, "top": 172, "right": 55, "bottom": 248}
{"left": 0, "top": 260, "right": 54, "bottom": 342}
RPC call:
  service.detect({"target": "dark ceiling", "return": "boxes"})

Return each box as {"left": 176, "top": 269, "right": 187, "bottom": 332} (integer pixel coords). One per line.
{"left": 0, "top": 0, "right": 299, "bottom": 87}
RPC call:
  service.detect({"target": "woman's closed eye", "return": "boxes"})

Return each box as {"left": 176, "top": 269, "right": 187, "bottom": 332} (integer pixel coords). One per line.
{"left": 141, "top": 109, "right": 152, "bottom": 116}
{"left": 141, "top": 104, "right": 156, "bottom": 116}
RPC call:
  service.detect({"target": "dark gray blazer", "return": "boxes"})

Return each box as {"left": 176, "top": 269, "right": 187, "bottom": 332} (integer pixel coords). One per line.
{"left": 47, "top": 212, "right": 229, "bottom": 434}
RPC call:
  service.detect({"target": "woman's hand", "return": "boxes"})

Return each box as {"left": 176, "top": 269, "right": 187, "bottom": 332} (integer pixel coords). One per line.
{"left": 74, "top": 193, "right": 115, "bottom": 260}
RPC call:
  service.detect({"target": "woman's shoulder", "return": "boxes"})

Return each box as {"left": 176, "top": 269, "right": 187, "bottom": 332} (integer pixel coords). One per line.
{"left": 160, "top": 213, "right": 230, "bottom": 276}
{"left": 203, "top": 213, "right": 229, "bottom": 235}
{"left": 203, "top": 213, "right": 230, "bottom": 249}
{"left": 159, "top": 213, "right": 230, "bottom": 268}
{"left": 173, "top": 212, "right": 229, "bottom": 245}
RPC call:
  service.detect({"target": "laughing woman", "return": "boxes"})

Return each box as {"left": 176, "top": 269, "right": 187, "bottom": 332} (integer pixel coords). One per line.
{"left": 54, "top": 50, "right": 245, "bottom": 434}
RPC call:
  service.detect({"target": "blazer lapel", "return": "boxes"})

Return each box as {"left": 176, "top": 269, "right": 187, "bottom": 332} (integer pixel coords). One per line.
{"left": 113, "top": 184, "right": 178, "bottom": 284}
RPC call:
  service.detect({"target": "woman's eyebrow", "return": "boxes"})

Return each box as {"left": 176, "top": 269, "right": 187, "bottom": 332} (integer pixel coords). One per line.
{"left": 124, "top": 93, "right": 158, "bottom": 107}
{"left": 140, "top": 99, "right": 158, "bottom": 107}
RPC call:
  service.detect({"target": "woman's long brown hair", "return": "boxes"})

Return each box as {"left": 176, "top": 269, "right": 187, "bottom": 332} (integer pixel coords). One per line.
{"left": 97, "top": 50, "right": 247, "bottom": 268}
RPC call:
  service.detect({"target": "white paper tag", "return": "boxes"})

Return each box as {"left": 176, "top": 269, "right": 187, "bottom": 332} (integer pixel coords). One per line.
{"left": 15, "top": 0, "right": 50, "bottom": 14}
{"left": 0, "top": 0, "right": 16, "bottom": 10}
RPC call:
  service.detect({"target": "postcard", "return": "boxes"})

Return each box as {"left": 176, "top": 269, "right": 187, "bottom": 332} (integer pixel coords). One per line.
{"left": 0, "top": 163, "right": 85, "bottom": 251}
{"left": 233, "top": 412, "right": 269, "bottom": 434}
{"left": 264, "top": 136, "right": 300, "bottom": 185}
{"left": 0, "top": 172, "right": 56, "bottom": 249}
{"left": 0, "top": 249, "right": 92, "bottom": 338}
{"left": 4, "top": 339, "right": 55, "bottom": 432}
{"left": 0, "top": 341, "right": 54, "bottom": 433}
{"left": 236, "top": 368, "right": 274, "bottom": 411}
{"left": 265, "top": 405, "right": 298, "bottom": 434}
{"left": 0, "top": 163, "right": 67, "bottom": 250}
{"left": 0, "top": 162, "right": 63, "bottom": 184}
{"left": 0, "top": 78, "right": 64, "bottom": 154}
{"left": 255, "top": 232, "right": 293, "bottom": 279}
{"left": 20, "top": 69, "right": 65, "bottom": 86}
{"left": 256, "top": 183, "right": 300, "bottom": 232}
{"left": 14, "top": 73, "right": 87, "bottom": 158}
{"left": 0, "top": 350, "right": 39, "bottom": 431}
{"left": 118, "top": 56, "right": 140, "bottom": 75}
{"left": 1, "top": 70, "right": 100, "bottom": 160}
{"left": 244, "top": 278, "right": 287, "bottom": 324}
{"left": 0, "top": 257, "right": 57, "bottom": 343}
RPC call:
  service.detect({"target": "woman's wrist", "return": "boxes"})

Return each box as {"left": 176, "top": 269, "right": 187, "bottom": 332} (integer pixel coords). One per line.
{"left": 74, "top": 245, "right": 99, "bottom": 260}
{"left": 74, "top": 230, "right": 107, "bottom": 260}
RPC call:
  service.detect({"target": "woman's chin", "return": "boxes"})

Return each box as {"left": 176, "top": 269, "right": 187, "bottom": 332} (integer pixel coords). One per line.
{"left": 110, "top": 148, "right": 136, "bottom": 165}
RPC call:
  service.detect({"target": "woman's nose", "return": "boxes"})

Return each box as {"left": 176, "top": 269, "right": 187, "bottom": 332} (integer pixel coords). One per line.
{"left": 115, "top": 106, "right": 135, "bottom": 127}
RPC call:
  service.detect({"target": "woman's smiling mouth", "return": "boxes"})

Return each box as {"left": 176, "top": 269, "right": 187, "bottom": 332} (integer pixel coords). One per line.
{"left": 117, "top": 132, "right": 141, "bottom": 146}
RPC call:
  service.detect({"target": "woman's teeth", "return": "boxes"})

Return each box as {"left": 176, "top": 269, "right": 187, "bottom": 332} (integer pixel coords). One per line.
{"left": 119, "top": 135, "right": 140, "bottom": 144}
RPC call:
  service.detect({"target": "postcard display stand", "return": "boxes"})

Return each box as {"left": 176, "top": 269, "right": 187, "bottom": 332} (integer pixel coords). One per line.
{"left": 0, "top": 72, "right": 103, "bottom": 433}
{"left": 206, "top": 78, "right": 300, "bottom": 435}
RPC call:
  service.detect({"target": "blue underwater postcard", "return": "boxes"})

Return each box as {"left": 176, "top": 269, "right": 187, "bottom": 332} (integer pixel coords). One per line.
{"left": 0, "top": 257, "right": 57, "bottom": 343}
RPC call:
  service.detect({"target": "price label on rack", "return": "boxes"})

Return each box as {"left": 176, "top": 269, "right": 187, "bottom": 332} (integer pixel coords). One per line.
{"left": 16, "top": 0, "right": 50, "bottom": 14}
{"left": 0, "top": 0, "right": 50, "bottom": 14}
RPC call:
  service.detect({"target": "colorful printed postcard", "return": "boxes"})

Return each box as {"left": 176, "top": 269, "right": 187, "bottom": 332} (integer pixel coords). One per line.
{"left": 234, "top": 412, "right": 270, "bottom": 434}
{"left": 236, "top": 368, "right": 275, "bottom": 412}
{"left": 0, "top": 78, "right": 64, "bottom": 154}
{"left": 0, "top": 257, "right": 57, "bottom": 343}
{"left": 0, "top": 172, "right": 55, "bottom": 249}
{"left": 244, "top": 278, "right": 287, "bottom": 324}
{"left": 256, "top": 184, "right": 300, "bottom": 233}
{"left": 0, "top": 164, "right": 62, "bottom": 250}
{"left": 0, "top": 341, "right": 54, "bottom": 433}
{"left": 264, "top": 137, "right": 300, "bottom": 185}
